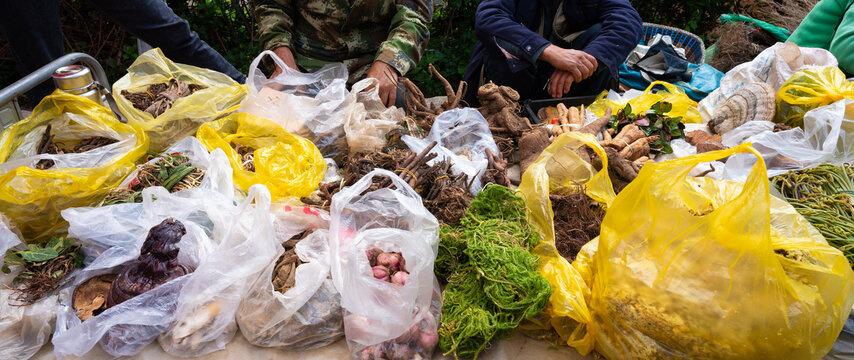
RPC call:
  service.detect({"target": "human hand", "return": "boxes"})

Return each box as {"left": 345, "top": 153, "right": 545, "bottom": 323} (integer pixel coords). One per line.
{"left": 541, "top": 45, "right": 597, "bottom": 82}
{"left": 366, "top": 60, "right": 400, "bottom": 108}
{"left": 548, "top": 70, "right": 575, "bottom": 98}
{"left": 271, "top": 46, "right": 298, "bottom": 78}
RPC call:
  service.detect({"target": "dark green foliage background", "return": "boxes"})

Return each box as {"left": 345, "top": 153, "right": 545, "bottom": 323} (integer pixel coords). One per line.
{"left": 1, "top": 0, "right": 747, "bottom": 95}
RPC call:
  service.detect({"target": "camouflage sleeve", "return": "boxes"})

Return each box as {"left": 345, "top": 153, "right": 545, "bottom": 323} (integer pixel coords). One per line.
{"left": 256, "top": 0, "right": 296, "bottom": 51}
{"left": 375, "top": 0, "right": 433, "bottom": 76}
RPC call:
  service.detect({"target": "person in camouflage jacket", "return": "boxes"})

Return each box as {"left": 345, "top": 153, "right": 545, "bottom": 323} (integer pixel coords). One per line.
{"left": 257, "top": 0, "right": 432, "bottom": 106}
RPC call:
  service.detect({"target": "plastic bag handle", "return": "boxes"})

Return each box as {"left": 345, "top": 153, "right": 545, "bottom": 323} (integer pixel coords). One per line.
{"left": 662, "top": 143, "right": 768, "bottom": 200}
{"left": 350, "top": 78, "right": 378, "bottom": 95}
{"left": 247, "top": 50, "right": 298, "bottom": 94}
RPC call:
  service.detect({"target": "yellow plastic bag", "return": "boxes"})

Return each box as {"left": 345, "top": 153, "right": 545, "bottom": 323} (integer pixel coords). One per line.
{"left": 516, "top": 132, "right": 616, "bottom": 354}
{"left": 197, "top": 113, "right": 325, "bottom": 200}
{"left": 589, "top": 81, "right": 702, "bottom": 124}
{"left": 776, "top": 66, "right": 854, "bottom": 128}
{"left": 113, "top": 48, "right": 248, "bottom": 152}
{"left": 555, "top": 144, "right": 854, "bottom": 359}
{"left": 0, "top": 91, "right": 149, "bottom": 243}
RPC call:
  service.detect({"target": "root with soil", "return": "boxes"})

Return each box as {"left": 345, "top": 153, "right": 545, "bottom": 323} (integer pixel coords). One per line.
{"left": 550, "top": 191, "right": 605, "bottom": 262}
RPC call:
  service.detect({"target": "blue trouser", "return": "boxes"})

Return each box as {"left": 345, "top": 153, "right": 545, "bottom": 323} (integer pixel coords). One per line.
{"left": 0, "top": 0, "right": 246, "bottom": 106}
{"left": 466, "top": 23, "right": 612, "bottom": 105}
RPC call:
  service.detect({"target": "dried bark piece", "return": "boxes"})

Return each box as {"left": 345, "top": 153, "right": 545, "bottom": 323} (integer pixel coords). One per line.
{"left": 73, "top": 274, "right": 116, "bottom": 321}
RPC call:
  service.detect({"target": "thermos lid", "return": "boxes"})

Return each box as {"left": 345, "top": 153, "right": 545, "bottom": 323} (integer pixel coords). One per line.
{"left": 52, "top": 65, "right": 94, "bottom": 91}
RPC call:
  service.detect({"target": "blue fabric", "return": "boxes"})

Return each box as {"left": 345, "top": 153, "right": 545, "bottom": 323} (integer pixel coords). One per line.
{"left": 462, "top": 0, "right": 642, "bottom": 102}
{"left": 619, "top": 62, "right": 724, "bottom": 101}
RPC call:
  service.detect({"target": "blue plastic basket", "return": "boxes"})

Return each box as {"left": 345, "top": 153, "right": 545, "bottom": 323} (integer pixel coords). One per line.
{"left": 642, "top": 22, "right": 706, "bottom": 65}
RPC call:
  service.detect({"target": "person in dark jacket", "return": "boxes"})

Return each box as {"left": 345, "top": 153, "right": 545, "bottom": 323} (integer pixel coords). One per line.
{"left": 463, "top": 0, "right": 642, "bottom": 105}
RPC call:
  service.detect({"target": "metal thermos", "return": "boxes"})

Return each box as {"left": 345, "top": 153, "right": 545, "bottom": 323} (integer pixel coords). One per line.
{"left": 52, "top": 65, "right": 104, "bottom": 105}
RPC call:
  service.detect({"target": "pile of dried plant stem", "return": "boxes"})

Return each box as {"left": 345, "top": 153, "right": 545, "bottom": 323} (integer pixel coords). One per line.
{"left": 34, "top": 124, "right": 118, "bottom": 170}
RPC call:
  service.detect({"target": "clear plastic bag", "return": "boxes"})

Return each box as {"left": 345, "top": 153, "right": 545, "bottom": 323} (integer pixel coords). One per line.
{"left": 113, "top": 48, "right": 248, "bottom": 152}
{"left": 115, "top": 136, "right": 234, "bottom": 198}
{"left": 52, "top": 186, "right": 231, "bottom": 358}
{"left": 329, "top": 169, "right": 441, "bottom": 358}
{"left": 239, "top": 51, "right": 351, "bottom": 157}
{"left": 344, "top": 78, "right": 404, "bottom": 155}
{"left": 721, "top": 99, "right": 854, "bottom": 181}
{"left": 0, "top": 91, "right": 149, "bottom": 244}
{"left": 236, "top": 228, "right": 345, "bottom": 351}
{"left": 0, "top": 216, "right": 61, "bottom": 360}
{"left": 699, "top": 42, "right": 837, "bottom": 122}
{"left": 402, "top": 108, "right": 500, "bottom": 195}
{"left": 158, "top": 185, "right": 280, "bottom": 357}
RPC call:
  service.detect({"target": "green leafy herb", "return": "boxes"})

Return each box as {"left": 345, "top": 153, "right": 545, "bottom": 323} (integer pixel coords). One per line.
{"left": 2, "top": 237, "right": 84, "bottom": 304}
{"left": 609, "top": 101, "right": 686, "bottom": 155}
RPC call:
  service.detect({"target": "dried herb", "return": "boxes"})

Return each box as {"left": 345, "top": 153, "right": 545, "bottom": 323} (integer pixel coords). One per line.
{"left": 2, "top": 236, "right": 84, "bottom": 305}
{"left": 272, "top": 231, "right": 311, "bottom": 293}
{"left": 121, "top": 79, "right": 206, "bottom": 117}
{"left": 102, "top": 152, "right": 204, "bottom": 205}
{"left": 436, "top": 185, "right": 551, "bottom": 359}
{"left": 34, "top": 124, "right": 118, "bottom": 170}
{"left": 233, "top": 144, "right": 256, "bottom": 172}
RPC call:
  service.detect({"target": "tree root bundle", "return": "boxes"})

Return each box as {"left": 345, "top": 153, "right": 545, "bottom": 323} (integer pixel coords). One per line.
{"left": 34, "top": 124, "right": 118, "bottom": 170}
{"left": 303, "top": 143, "right": 473, "bottom": 225}
{"left": 401, "top": 64, "right": 467, "bottom": 132}
{"left": 481, "top": 148, "right": 511, "bottom": 188}
{"left": 550, "top": 191, "right": 605, "bottom": 262}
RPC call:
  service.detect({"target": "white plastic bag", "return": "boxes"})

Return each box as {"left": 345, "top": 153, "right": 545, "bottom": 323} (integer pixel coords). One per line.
{"left": 114, "top": 136, "right": 234, "bottom": 198}
{"left": 329, "top": 169, "right": 441, "bottom": 358}
{"left": 721, "top": 121, "right": 777, "bottom": 147}
{"left": 402, "top": 108, "right": 499, "bottom": 195}
{"left": 0, "top": 288, "right": 64, "bottom": 360}
{"left": 0, "top": 217, "right": 60, "bottom": 360}
{"left": 344, "top": 78, "right": 404, "bottom": 155}
{"left": 721, "top": 99, "right": 854, "bottom": 181}
{"left": 239, "top": 51, "right": 351, "bottom": 157}
{"left": 158, "top": 185, "right": 280, "bottom": 357}
{"left": 699, "top": 42, "right": 837, "bottom": 121}
{"left": 52, "top": 187, "right": 234, "bottom": 358}
{"left": 236, "top": 226, "right": 344, "bottom": 351}
{"left": 0, "top": 214, "right": 20, "bottom": 263}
